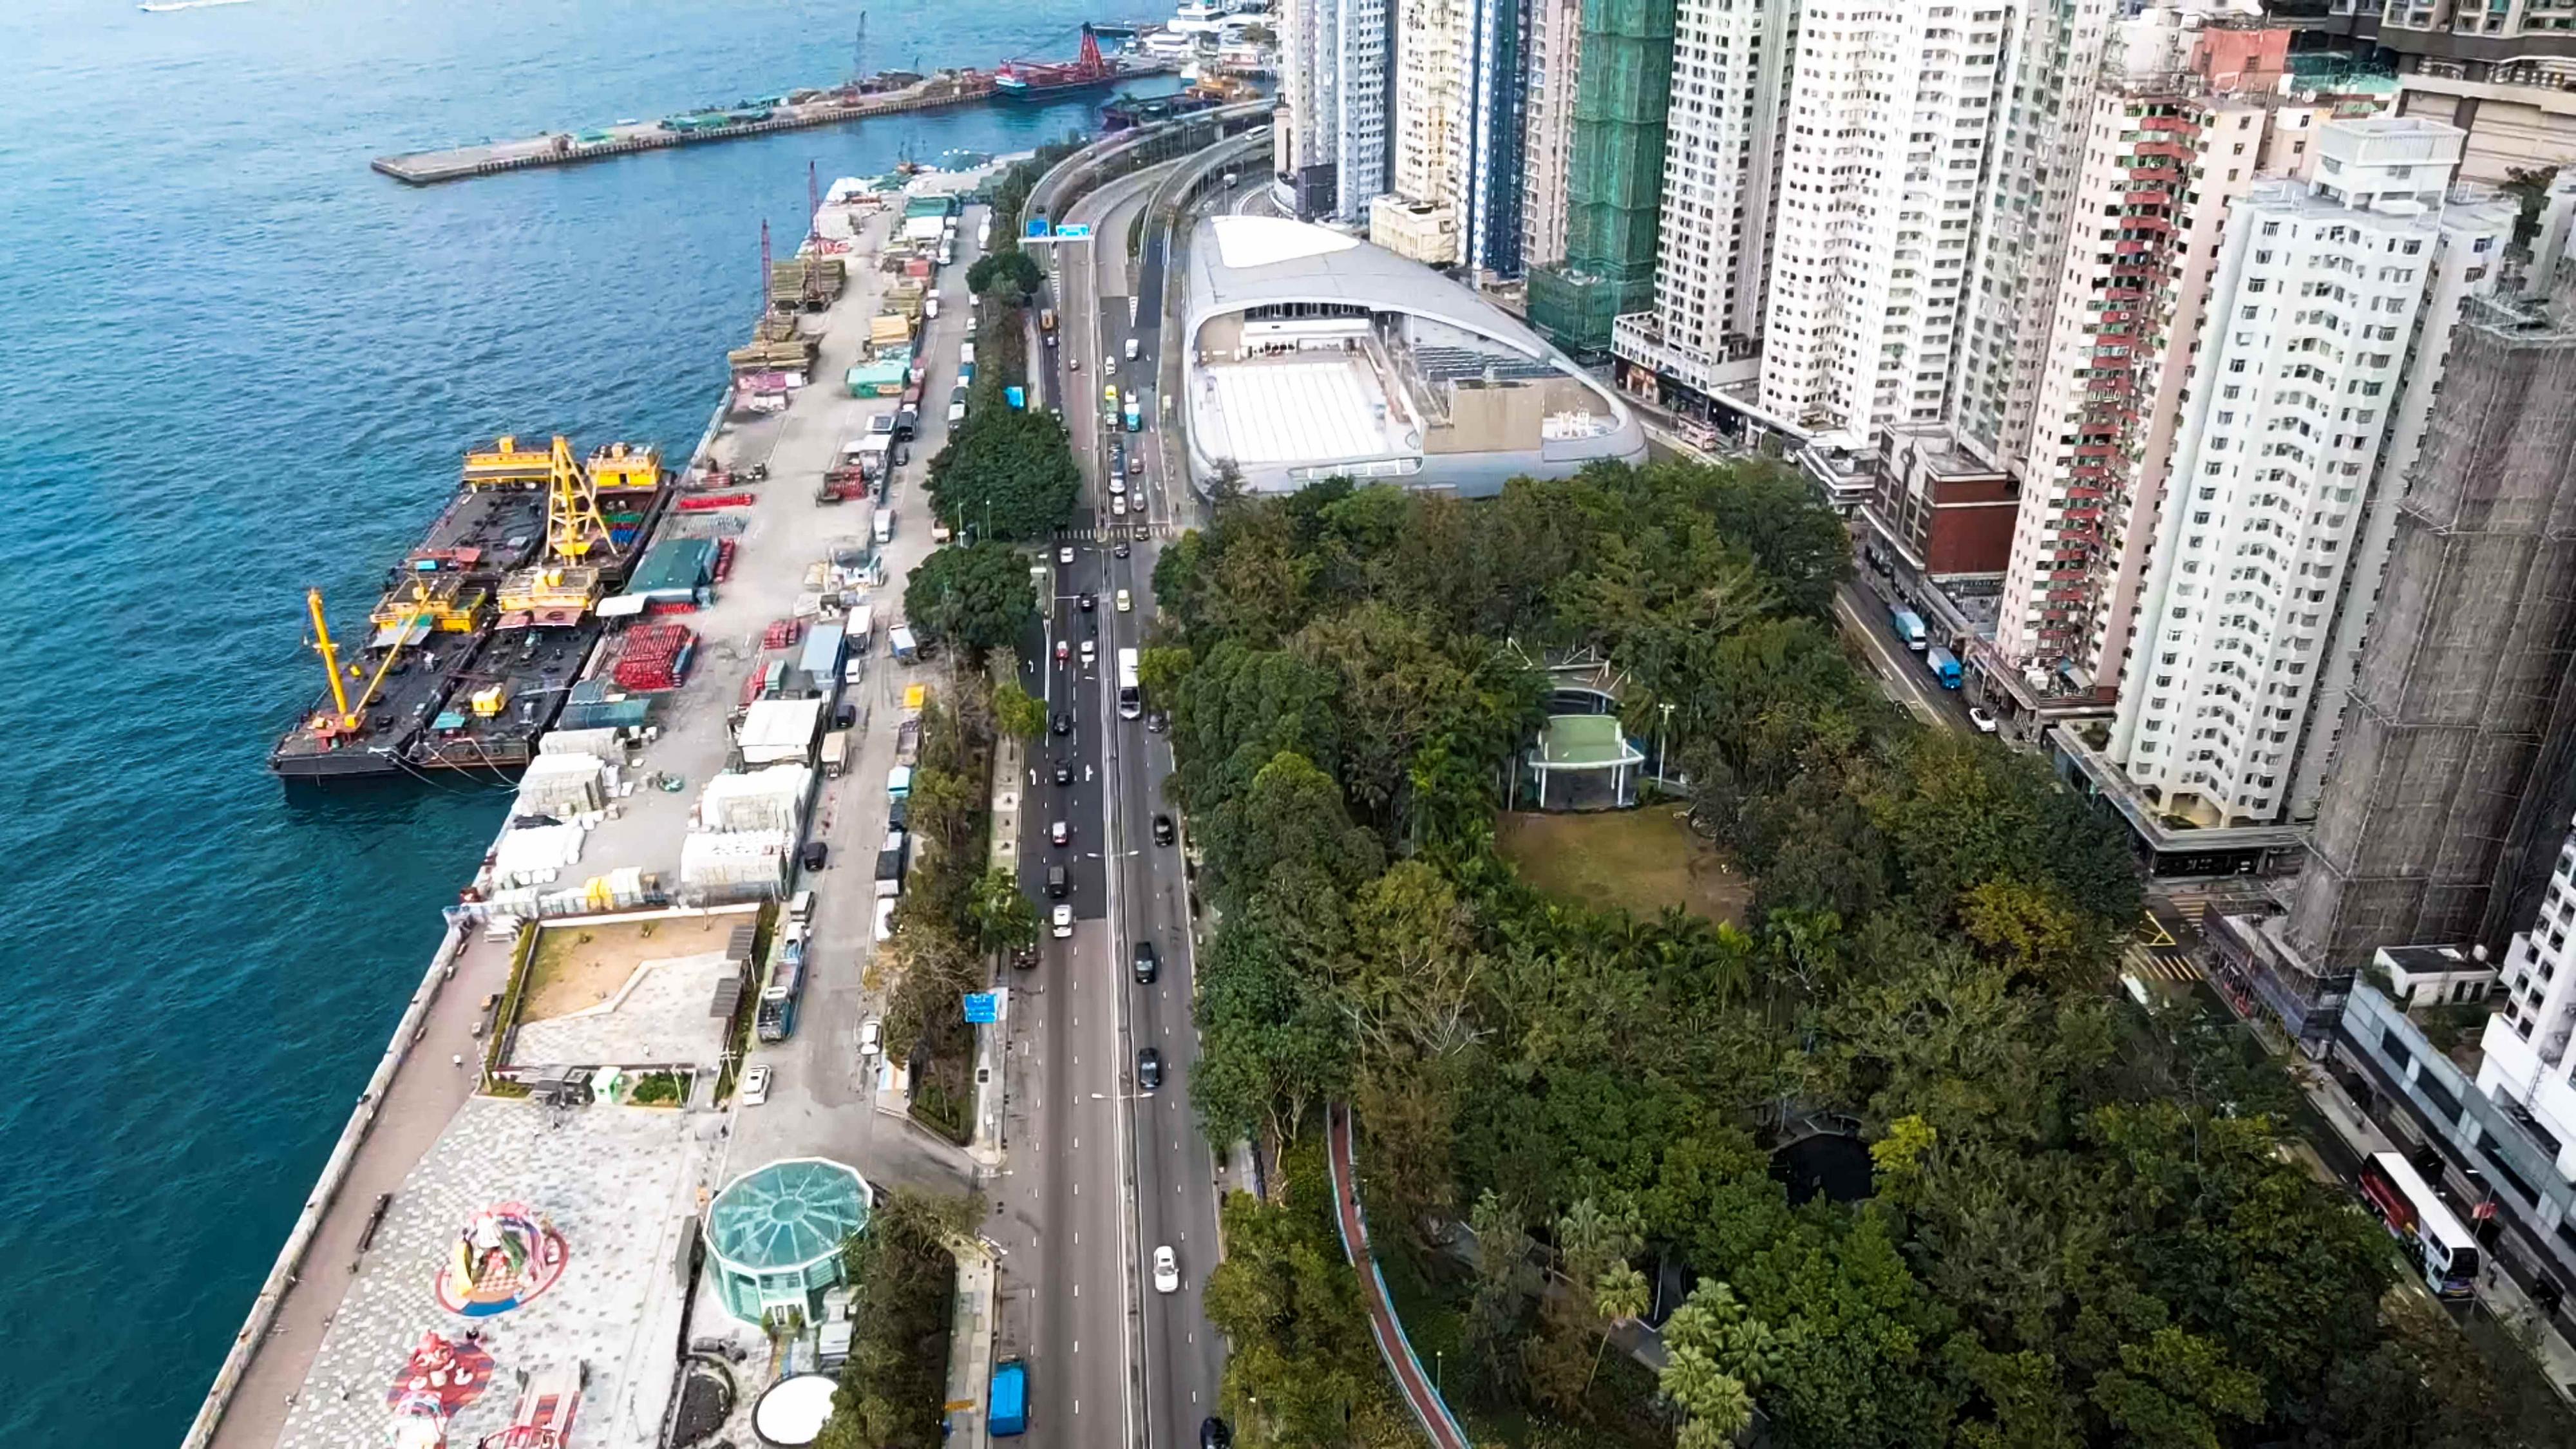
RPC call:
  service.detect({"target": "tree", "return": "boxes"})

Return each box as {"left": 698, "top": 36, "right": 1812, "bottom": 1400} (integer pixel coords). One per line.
{"left": 992, "top": 679, "right": 1046, "bottom": 740}
{"left": 903, "top": 541, "right": 1036, "bottom": 666}
{"left": 968, "top": 867, "right": 1039, "bottom": 955}
{"left": 927, "top": 405, "right": 1081, "bottom": 540}
{"left": 1197, "top": 750, "right": 1383, "bottom": 905}
{"left": 965, "top": 247, "right": 1041, "bottom": 298}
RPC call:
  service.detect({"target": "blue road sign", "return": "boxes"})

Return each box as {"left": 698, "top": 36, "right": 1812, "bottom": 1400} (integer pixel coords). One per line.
{"left": 1025, "top": 218, "right": 1052, "bottom": 240}
{"left": 964, "top": 991, "right": 1001, "bottom": 1024}
{"left": 1056, "top": 222, "right": 1093, "bottom": 240}
{"left": 1007, "top": 385, "right": 1027, "bottom": 410}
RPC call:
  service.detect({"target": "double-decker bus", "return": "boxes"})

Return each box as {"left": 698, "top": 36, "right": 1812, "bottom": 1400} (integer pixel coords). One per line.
{"left": 2359, "top": 1151, "right": 2482, "bottom": 1299}
{"left": 1117, "top": 647, "right": 1141, "bottom": 719}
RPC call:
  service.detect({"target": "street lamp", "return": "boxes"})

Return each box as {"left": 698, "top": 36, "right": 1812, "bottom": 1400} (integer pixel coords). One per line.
{"left": 1656, "top": 701, "right": 1675, "bottom": 788}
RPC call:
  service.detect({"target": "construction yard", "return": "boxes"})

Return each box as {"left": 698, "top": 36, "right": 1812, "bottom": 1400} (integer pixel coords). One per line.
{"left": 1497, "top": 807, "right": 1751, "bottom": 925}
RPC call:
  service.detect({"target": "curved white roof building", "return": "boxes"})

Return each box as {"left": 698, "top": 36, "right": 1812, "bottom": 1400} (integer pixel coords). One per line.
{"left": 1180, "top": 216, "right": 1645, "bottom": 496}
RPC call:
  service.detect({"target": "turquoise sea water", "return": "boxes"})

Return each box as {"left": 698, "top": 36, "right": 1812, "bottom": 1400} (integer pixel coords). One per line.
{"left": 0, "top": 1, "right": 1143, "bottom": 1440}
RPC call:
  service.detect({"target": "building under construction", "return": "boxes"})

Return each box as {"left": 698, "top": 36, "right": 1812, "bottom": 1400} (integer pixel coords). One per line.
{"left": 2213, "top": 283, "right": 2576, "bottom": 1041}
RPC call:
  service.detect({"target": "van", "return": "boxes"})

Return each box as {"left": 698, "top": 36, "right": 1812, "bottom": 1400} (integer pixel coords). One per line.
{"left": 1046, "top": 864, "right": 1068, "bottom": 900}
{"left": 1125, "top": 336, "right": 1139, "bottom": 361}
{"left": 873, "top": 507, "right": 894, "bottom": 545}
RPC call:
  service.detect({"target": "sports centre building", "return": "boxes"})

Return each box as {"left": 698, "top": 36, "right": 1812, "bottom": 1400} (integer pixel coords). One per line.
{"left": 1180, "top": 216, "right": 1647, "bottom": 495}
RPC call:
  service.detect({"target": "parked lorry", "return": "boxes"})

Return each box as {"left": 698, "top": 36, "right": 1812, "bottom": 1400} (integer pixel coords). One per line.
{"left": 1889, "top": 605, "right": 1927, "bottom": 651}
{"left": 990, "top": 1360, "right": 1028, "bottom": 1437}
{"left": 1924, "top": 645, "right": 1962, "bottom": 689}
{"left": 1040, "top": 308, "right": 1058, "bottom": 343}
{"left": 889, "top": 624, "right": 919, "bottom": 663}
{"left": 873, "top": 829, "right": 909, "bottom": 898}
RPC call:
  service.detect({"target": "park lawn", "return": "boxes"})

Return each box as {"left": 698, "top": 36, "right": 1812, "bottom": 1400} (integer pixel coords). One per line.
{"left": 1497, "top": 808, "right": 1751, "bottom": 926}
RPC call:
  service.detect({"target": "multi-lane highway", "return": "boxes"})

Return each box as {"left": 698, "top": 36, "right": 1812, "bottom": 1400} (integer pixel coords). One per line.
{"left": 990, "top": 160, "right": 1228, "bottom": 1449}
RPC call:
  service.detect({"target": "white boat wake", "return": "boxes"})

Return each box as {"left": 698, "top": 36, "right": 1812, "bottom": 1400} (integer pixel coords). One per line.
{"left": 140, "top": 0, "right": 254, "bottom": 12}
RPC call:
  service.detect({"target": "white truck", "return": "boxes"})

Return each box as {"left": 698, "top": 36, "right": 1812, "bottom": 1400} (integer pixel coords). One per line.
{"left": 873, "top": 506, "right": 895, "bottom": 544}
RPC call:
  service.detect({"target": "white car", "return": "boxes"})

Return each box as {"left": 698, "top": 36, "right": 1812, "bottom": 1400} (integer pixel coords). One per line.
{"left": 1080, "top": 637, "right": 1097, "bottom": 665}
{"left": 1111, "top": 493, "right": 1128, "bottom": 516}
{"left": 1051, "top": 819, "right": 1070, "bottom": 847}
{"left": 1052, "top": 903, "right": 1074, "bottom": 939}
{"left": 1153, "top": 1245, "right": 1180, "bottom": 1294}
{"left": 740, "top": 1064, "right": 772, "bottom": 1106}
{"left": 1115, "top": 589, "right": 1132, "bottom": 613}
{"left": 874, "top": 896, "right": 897, "bottom": 943}
{"left": 858, "top": 1018, "right": 884, "bottom": 1057}
{"left": 1108, "top": 473, "right": 1126, "bottom": 495}
{"left": 1968, "top": 706, "right": 1999, "bottom": 734}
{"left": 1058, "top": 545, "right": 1075, "bottom": 565}
{"left": 1104, "top": 354, "right": 1118, "bottom": 374}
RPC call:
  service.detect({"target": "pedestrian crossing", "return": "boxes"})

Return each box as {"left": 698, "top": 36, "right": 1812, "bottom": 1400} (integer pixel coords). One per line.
{"left": 2176, "top": 896, "right": 2211, "bottom": 927}
{"left": 2123, "top": 943, "right": 2201, "bottom": 985}
{"left": 1056, "top": 522, "right": 1180, "bottom": 543}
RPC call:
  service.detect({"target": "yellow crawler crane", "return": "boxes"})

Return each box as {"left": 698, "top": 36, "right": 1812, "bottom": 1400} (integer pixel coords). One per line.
{"left": 301, "top": 585, "right": 433, "bottom": 739}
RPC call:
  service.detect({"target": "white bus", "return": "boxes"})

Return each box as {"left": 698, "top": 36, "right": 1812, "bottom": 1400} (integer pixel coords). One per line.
{"left": 2359, "top": 1151, "right": 2483, "bottom": 1300}
{"left": 1116, "top": 647, "right": 1141, "bottom": 720}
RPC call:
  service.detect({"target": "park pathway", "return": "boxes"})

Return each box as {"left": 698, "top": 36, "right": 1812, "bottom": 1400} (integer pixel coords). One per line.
{"left": 1326, "top": 1104, "right": 1472, "bottom": 1449}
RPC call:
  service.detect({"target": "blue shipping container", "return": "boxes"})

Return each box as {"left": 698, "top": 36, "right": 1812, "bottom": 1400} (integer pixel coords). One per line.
{"left": 990, "top": 1360, "right": 1028, "bottom": 1437}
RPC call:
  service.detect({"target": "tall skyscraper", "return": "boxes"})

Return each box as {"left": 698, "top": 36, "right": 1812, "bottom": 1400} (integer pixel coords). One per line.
{"left": 1598, "top": 0, "right": 1797, "bottom": 391}
{"left": 1520, "top": 0, "right": 1584, "bottom": 272}
{"left": 1752, "top": 0, "right": 2009, "bottom": 438}
{"left": 1281, "top": 0, "right": 1393, "bottom": 222}
{"left": 1524, "top": 0, "right": 1680, "bottom": 355}
{"left": 1375, "top": 0, "right": 1530, "bottom": 273}
{"left": 1990, "top": 14, "right": 2290, "bottom": 689}
{"left": 2108, "top": 118, "right": 2512, "bottom": 829}
{"left": 1953, "top": 0, "right": 2119, "bottom": 469}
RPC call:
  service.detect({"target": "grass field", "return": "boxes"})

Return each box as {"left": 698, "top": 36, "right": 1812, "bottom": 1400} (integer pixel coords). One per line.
{"left": 1496, "top": 808, "right": 1751, "bottom": 925}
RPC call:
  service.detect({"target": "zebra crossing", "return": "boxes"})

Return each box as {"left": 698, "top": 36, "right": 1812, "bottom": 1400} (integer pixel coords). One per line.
{"left": 2123, "top": 943, "right": 2200, "bottom": 985}
{"left": 1056, "top": 522, "right": 1181, "bottom": 543}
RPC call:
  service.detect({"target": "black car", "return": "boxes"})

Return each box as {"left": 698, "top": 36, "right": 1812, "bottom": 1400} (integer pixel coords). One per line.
{"left": 888, "top": 797, "right": 909, "bottom": 830}
{"left": 834, "top": 703, "right": 858, "bottom": 730}
{"left": 800, "top": 841, "right": 828, "bottom": 871}
{"left": 1114, "top": 542, "right": 1132, "bottom": 558}
{"left": 1137, "top": 1047, "right": 1163, "bottom": 1092}
{"left": 1079, "top": 592, "right": 1097, "bottom": 612}
{"left": 1132, "top": 940, "right": 1160, "bottom": 984}
{"left": 1050, "top": 712, "right": 1074, "bottom": 736}
{"left": 1153, "top": 813, "right": 1176, "bottom": 846}
{"left": 1200, "top": 1418, "right": 1232, "bottom": 1449}
{"left": 1053, "top": 762, "right": 1074, "bottom": 786}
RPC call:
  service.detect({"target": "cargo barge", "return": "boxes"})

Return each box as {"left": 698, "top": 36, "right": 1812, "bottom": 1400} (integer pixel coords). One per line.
{"left": 268, "top": 437, "right": 668, "bottom": 782}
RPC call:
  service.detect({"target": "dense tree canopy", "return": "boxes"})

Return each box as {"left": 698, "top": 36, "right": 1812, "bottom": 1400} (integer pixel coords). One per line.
{"left": 1153, "top": 464, "right": 2548, "bottom": 1448}
{"left": 925, "top": 403, "right": 1081, "bottom": 541}
{"left": 902, "top": 540, "right": 1035, "bottom": 666}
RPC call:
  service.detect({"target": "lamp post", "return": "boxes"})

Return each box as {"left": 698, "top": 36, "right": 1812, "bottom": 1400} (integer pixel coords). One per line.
{"left": 1656, "top": 701, "right": 1675, "bottom": 788}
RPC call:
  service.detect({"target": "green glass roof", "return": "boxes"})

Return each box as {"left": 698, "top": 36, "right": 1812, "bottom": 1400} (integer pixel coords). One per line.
{"left": 706, "top": 1158, "right": 870, "bottom": 1272}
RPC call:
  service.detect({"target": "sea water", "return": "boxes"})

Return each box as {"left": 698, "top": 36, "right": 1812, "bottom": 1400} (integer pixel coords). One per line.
{"left": 0, "top": 0, "right": 1155, "bottom": 1438}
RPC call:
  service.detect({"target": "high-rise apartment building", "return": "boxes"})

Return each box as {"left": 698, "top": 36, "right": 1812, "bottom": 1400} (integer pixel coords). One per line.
{"left": 1280, "top": 0, "right": 1393, "bottom": 222}
{"left": 2298, "top": 1, "right": 2576, "bottom": 185}
{"left": 1601, "top": 0, "right": 1798, "bottom": 393}
{"left": 2107, "top": 118, "right": 2512, "bottom": 829}
{"left": 1375, "top": 0, "right": 1528, "bottom": 273}
{"left": 1953, "top": 0, "right": 2119, "bottom": 469}
{"left": 1524, "top": 0, "right": 1680, "bottom": 355}
{"left": 1520, "top": 0, "right": 1584, "bottom": 272}
{"left": 1989, "top": 15, "right": 2289, "bottom": 685}
{"left": 1752, "top": 1, "right": 2007, "bottom": 437}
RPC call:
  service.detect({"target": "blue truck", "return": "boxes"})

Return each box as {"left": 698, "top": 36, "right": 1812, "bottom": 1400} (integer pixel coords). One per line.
{"left": 990, "top": 1359, "right": 1028, "bottom": 1437}
{"left": 1924, "top": 645, "right": 1962, "bottom": 689}
{"left": 1889, "top": 605, "right": 1927, "bottom": 652}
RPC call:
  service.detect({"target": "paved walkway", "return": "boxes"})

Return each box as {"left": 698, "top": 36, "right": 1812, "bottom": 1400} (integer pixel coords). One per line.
{"left": 203, "top": 926, "right": 515, "bottom": 1449}
{"left": 1325, "top": 1104, "right": 1469, "bottom": 1449}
